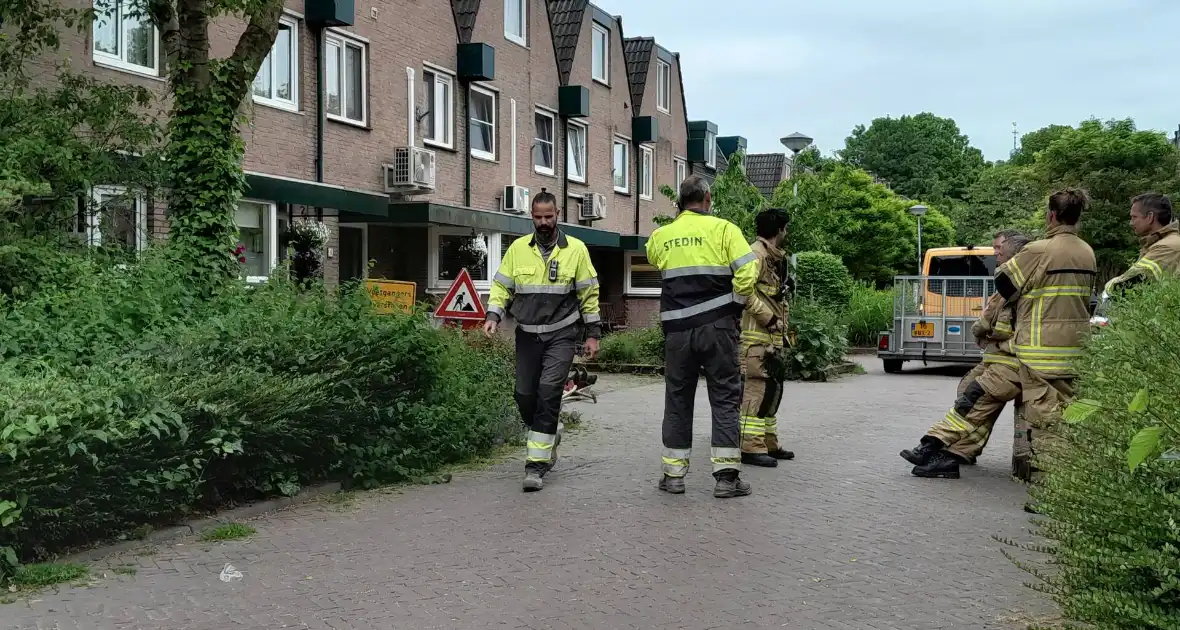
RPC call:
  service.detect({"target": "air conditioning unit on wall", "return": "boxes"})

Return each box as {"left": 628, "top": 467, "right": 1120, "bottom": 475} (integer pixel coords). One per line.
{"left": 383, "top": 146, "right": 436, "bottom": 193}
{"left": 502, "top": 185, "right": 529, "bottom": 214}
{"left": 579, "top": 192, "right": 606, "bottom": 221}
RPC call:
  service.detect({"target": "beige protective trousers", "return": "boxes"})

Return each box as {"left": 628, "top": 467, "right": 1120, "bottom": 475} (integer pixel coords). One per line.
{"left": 739, "top": 344, "right": 784, "bottom": 454}
{"left": 925, "top": 361, "right": 1022, "bottom": 462}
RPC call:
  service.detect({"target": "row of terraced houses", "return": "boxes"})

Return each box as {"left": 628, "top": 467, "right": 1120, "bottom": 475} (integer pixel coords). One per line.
{"left": 60, "top": 0, "right": 795, "bottom": 330}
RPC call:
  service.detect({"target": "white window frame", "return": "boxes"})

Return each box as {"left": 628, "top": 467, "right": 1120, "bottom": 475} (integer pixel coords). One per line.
{"left": 639, "top": 145, "right": 654, "bottom": 200}
{"left": 337, "top": 222, "right": 370, "bottom": 280}
{"left": 705, "top": 131, "right": 717, "bottom": 169}
{"left": 612, "top": 138, "right": 630, "bottom": 193}
{"left": 250, "top": 15, "right": 300, "bottom": 111}
{"left": 566, "top": 120, "right": 588, "bottom": 183}
{"left": 75, "top": 186, "right": 148, "bottom": 250}
{"left": 624, "top": 253, "right": 661, "bottom": 297}
{"left": 674, "top": 157, "right": 687, "bottom": 188}
{"left": 91, "top": 0, "right": 160, "bottom": 77}
{"left": 591, "top": 22, "right": 610, "bottom": 85}
{"left": 655, "top": 59, "right": 671, "bottom": 113}
{"left": 469, "top": 85, "right": 497, "bottom": 162}
{"left": 533, "top": 108, "right": 556, "bottom": 176}
{"left": 236, "top": 199, "right": 280, "bottom": 284}
{"left": 503, "top": 0, "right": 527, "bottom": 47}
{"left": 422, "top": 68, "right": 455, "bottom": 149}
{"left": 428, "top": 226, "right": 509, "bottom": 291}
{"left": 324, "top": 30, "right": 367, "bottom": 126}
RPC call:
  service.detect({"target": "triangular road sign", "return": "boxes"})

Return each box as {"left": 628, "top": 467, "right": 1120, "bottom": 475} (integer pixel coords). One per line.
{"left": 434, "top": 267, "right": 487, "bottom": 321}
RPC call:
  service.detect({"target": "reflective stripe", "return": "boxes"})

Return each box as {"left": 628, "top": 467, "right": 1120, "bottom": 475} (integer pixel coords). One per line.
{"left": 942, "top": 410, "right": 972, "bottom": 432}
{"left": 983, "top": 353, "right": 1020, "bottom": 368}
{"left": 711, "top": 446, "right": 741, "bottom": 472}
{"left": 494, "top": 272, "right": 515, "bottom": 289}
{"left": 517, "top": 311, "right": 581, "bottom": 334}
{"left": 730, "top": 251, "right": 756, "bottom": 271}
{"left": 660, "top": 292, "right": 745, "bottom": 322}
{"left": 764, "top": 417, "right": 778, "bottom": 434}
{"left": 1008, "top": 258, "right": 1027, "bottom": 287}
{"left": 993, "top": 322, "right": 1013, "bottom": 334}
{"left": 1136, "top": 257, "right": 1163, "bottom": 278}
{"left": 575, "top": 277, "right": 600, "bottom": 290}
{"left": 516, "top": 284, "right": 574, "bottom": 294}
{"left": 1014, "top": 345, "right": 1082, "bottom": 357}
{"left": 740, "top": 416, "right": 766, "bottom": 437}
{"left": 662, "top": 265, "right": 732, "bottom": 279}
{"left": 488, "top": 305, "right": 505, "bottom": 317}
{"left": 742, "top": 330, "right": 774, "bottom": 343}
{"left": 526, "top": 430, "right": 556, "bottom": 463}
{"left": 662, "top": 448, "right": 691, "bottom": 478}
{"left": 582, "top": 312, "right": 602, "bottom": 324}
{"left": 1025, "top": 285, "right": 1090, "bottom": 298}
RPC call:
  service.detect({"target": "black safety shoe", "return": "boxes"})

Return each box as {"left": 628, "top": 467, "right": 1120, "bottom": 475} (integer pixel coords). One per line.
{"left": 768, "top": 448, "right": 795, "bottom": 461}
{"left": 658, "top": 475, "right": 685, "bottom": 494}
{"left": 911, "top": 451, "right": 961, "bottom": 479}
{"left": 900, "top": 437, "right": 944, "bottom": 466}
{"left": 713, "top": 472, "right": 752, "bottom": 498}
{"left": 1023, "top": 502, "right": 1041, "bottom": 514}
{"left": 741, "top": 452, "right": 778, "bottom": 468}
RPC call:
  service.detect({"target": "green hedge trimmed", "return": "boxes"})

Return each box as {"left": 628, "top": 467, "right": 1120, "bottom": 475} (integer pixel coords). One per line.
{"left": 794, "top": 251, "right": 853, "bottom": 310}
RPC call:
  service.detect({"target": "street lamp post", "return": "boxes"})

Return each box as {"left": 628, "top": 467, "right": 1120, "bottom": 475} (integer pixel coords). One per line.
{"left": 908, "top": 204, "right": 928, "bottom": 274}
{"left": 780, "top": 132, "right": 813, "bottom": 198}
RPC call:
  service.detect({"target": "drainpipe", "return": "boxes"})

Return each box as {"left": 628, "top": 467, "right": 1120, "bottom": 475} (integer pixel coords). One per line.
{"left": 509, "top": 98, "right": 517, "bottom": 190}
{"left": 561, "top": 118, "right": 569, "bottom": 222}
{"left": 633, "top": 141, "right": 640, "bottom": 235}
{"left": 406, "top": 67, "right": 416, "bottom": 147}
{"left": 463, "top": 82, "right": 472, "bottom": 207}
{"left": 313, "top": 26, "right": 325, "bottom": 222}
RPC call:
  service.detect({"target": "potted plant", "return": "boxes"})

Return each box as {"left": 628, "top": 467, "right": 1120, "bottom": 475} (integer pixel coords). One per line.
{"left": 283, "top": 220, "right": 329, "bottom": 282}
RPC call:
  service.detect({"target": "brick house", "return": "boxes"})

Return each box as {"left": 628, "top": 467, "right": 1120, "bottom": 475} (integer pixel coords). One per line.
{"left": 45, "top": 0, "right": 731, "bottom": 330}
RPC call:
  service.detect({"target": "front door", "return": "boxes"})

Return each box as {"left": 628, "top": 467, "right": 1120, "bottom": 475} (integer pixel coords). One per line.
{"left": 339, "top": 225, "right": 366, "bottom": 282}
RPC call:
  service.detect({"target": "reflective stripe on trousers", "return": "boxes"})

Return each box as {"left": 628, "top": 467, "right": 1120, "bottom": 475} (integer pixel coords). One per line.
{"left": 661, "top": 447, "right": 742, "bottom": 477}
{"left": 526, "top": 430, "right": 556, "bottom": 463}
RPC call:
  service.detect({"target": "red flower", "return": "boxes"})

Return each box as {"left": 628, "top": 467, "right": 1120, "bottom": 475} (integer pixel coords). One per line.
{"left": 238, "top": 256, "right": 247, "bottom": 263}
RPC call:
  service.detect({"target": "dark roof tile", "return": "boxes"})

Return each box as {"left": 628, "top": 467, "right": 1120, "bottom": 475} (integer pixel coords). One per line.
{"left": 546, "top": 0, "right": 589, "bottom": 85}
{"left": 622, "top": 37, "right": 654, "bottom": 111}
{"left": 451, "top": 0, "right": 481, "bottom": 44}
{"left": 744, "top": 153, "right": 788, "bottom": 198}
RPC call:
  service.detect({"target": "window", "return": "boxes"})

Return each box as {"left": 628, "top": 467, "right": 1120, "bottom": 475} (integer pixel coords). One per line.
{"left": 430, "top": 228, "right": 517, "bottom": 290}
{"left": 92, "top": 0, "right": 158, "bottom": 76}
{"left": 533, "top": 110, "right": 555, "bottom": 175}
{"left": 625, "top": 254, "right": 661, "bottom": 296}
{"left": 325, "top": 32, "right": 366, "bottom": 125}
{"left": 705, "top": 131, "right": 717, "bottom": 168}
{"left": 423, "top": 69, "right": 454, "bottom": 148}
{"left": 612, "top": 139, "right": 629, "bottom": 193}
{"left": 567, "top": 121, "right": 587, "bottom": 182}
{"left": 235, "top": 200, "right": 281, "bottom": 282}
{"left": 656, "top": 59, "right": 671, "bottom": 113}
{"left": 639, "top": 146, "right": 654, "bottom": 200}
{"left": 591, "top": 23, "right": 609, "bottom": 84}
{"left": 469, "top": 86, "right": 497, "bottom": 161}
{"left": 504, "top": 0, "right": 526, "bottom": 46}
{"left": 251, "top": 17, "right": 298, "bottom": 110}
{"left": 675, "top": 157, "right": 687, "bottom": 188}
{"left": 73, "top": 186, "right": 148, "bottom": 251}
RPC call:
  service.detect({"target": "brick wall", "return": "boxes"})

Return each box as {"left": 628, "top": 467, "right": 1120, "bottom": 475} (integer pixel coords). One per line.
{"left": 633, "top": 47, "right": 688, "bottom": 237}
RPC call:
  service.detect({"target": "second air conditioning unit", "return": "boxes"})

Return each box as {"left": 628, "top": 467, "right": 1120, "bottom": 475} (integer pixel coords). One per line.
{"left": 502, "top": 185, "right": 530, "bottom": 214}
{"left": 383, "top": 146, "right": 436, "bottom": 193}
{"left": 579, "top": 192, "right": 607, "bottom": 221}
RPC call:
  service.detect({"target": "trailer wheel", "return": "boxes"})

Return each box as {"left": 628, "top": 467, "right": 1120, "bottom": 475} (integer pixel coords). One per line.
{"left": 882, "top": 359, "right": 904, "bottom": 374}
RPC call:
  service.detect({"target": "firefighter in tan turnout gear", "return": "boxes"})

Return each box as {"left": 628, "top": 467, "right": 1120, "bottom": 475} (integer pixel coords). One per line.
{"left": 1104, "top": 192, "right": 1180, "bottom": 295}
{"left": 739, "top": 208, "right": 796, "bottom": 467}
{"left": 646, "top": 175, "right": 759, "bottom": 499}
{"left": 901, "top": 230, "right": 1031, "bottom": 479}
{"left": 994, "top": 189, "right": 1097, "bottom": 512}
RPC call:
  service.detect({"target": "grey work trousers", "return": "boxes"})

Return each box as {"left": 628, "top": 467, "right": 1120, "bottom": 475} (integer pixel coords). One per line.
{"left": 515, "top": 325, "right": 578, "bottom": 473}
{"left": 660, "top": 314, "right": 743, "bottom": 478}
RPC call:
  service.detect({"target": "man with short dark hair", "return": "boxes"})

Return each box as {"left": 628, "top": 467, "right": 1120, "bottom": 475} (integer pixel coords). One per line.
{"left": 485, "top": 189, "right": 602, "bottom": 492}
{"left": 739, "top": 207, "right": 795, "bottom": 467}
{"left": 994, "top": 189, "right": 1097, "bottom": 509}
{"left": 1105, "top": 192, "right": 1180, "bottom": 294}
{"left": 647, "top": 175, "right": 759, "bottom": 498}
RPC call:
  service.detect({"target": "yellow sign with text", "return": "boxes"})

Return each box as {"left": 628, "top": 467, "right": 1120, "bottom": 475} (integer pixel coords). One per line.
{"left": 366, "top": 279, "right": 417, "bottom": 315}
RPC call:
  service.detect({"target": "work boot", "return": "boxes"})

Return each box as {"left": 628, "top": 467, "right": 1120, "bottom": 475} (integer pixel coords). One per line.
{"left": 900, "top": 436, "right": 945, "bottom": 466}
{"left": 522, "top": 471, "right": 544, "bottom": 492}
{"left": 658, "top": 475, "right": 685, "bottom": 494}
{"left": 713, "top": 471, "right": 752, "bottom": 498}
{"left": 1023, "top": 502, "right": 1041, "bottom": 515}
{"left": 911, "top": 451, "right": 962, "bottom": 479}
{"left": 768, "top": 447, "right": 795, "bottom": 461}
{"left": 741, "top": 452, "right": 778, "bottom": 468}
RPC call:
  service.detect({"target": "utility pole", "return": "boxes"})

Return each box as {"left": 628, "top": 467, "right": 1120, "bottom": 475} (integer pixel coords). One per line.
{"left": 1012, "top": 122, "right": 1019, "bottom": 155}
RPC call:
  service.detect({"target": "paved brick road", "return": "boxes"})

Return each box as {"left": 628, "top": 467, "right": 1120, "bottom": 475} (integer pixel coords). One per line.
{"left": 5, "top": 360, "right": 1053, "bottom": 630}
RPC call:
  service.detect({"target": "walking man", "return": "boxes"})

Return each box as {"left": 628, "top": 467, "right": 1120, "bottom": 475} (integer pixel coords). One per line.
{"left": 485, "top": 190, "right": 602, "bottom": 492}
{"left": 901, "top": 229, "right": 1030, "bottom": 478}
{"left": 1104, "top": 192, "right": 1180, "bottom": 294}
{"left": 740, "top": 208, "right": 795, "bottom": 467}
{"left": 646, "top": 175, "right": 759, "bottom": 498}
{"left": 994, "top": 189, "right": 1096, "bottom": 511}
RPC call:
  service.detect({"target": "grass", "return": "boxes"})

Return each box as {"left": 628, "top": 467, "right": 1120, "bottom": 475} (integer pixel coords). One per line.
{"left": 198, "top": 523, "right": 256, "bottom": 542}
{"left": 8, "top": 562, "right": 89, "bottom": 589}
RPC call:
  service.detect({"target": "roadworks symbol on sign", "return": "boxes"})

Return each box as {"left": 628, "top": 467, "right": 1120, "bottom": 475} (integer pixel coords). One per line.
{"left": 434, "top": 267, "right": 486, "bottom": 320}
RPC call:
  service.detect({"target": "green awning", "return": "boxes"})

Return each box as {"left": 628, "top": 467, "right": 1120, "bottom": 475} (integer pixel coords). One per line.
{"left": 620, "top": 235, "right": 648, "bottom": 251}
{"left": 385, "top": 202, "right": 623, "bottom": 248}
{"left": 244, "top": 172, "right": 389, "bottom": 217}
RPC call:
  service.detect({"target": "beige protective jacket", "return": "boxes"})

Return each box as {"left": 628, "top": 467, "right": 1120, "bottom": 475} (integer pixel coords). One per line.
{"left": 740, "top": 237, "right": 787, "bottom": 349}
{"left": 1105, "top": 223, "right": 1180, "bottom": 293}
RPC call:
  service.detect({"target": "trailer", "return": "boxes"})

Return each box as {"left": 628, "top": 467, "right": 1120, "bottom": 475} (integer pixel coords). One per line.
{"left": 876, "top": 275, "right": 995, "bottom": 373}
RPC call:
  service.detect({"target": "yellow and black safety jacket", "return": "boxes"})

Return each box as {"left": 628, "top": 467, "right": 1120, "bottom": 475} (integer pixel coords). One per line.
{"left": 487, "top": 231, "right": 602, "bottom": 336}
{"left": 995, "top": 224, "right": 1096, "bottom": 378}
{"left": 1104, "top": 222, "right": 1180, "bottom": 294}
{"left": 645, "top": 209, "right": 759, "bottom": 332}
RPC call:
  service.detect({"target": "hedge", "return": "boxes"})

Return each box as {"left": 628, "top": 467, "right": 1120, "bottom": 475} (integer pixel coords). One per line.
{"left": 794, "top": 251, "right": 853, "bottom": 310}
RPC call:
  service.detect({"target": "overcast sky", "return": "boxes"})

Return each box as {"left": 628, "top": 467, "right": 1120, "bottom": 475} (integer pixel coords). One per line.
{"left": 593, "top": 0, "right": 1179, "bottom": 161}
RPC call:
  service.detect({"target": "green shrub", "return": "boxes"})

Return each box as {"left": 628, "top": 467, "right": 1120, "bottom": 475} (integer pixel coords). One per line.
{"left": 794, "top": 251, "right": 853, "bottom": 310}
{"left": 597, "top": 326, "right": 664, "bottom": 367}
{"left": 782, "top": 300, "right": 848, "bottom": 381}
{"left": 842, "top": 283, "right": 893, "bottom": 347}
{"left": 0, "top": 244, "right": 517, "bottom": 581}
{"left": 1013, "top": 279, "right": 1180, "bottom": 628}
